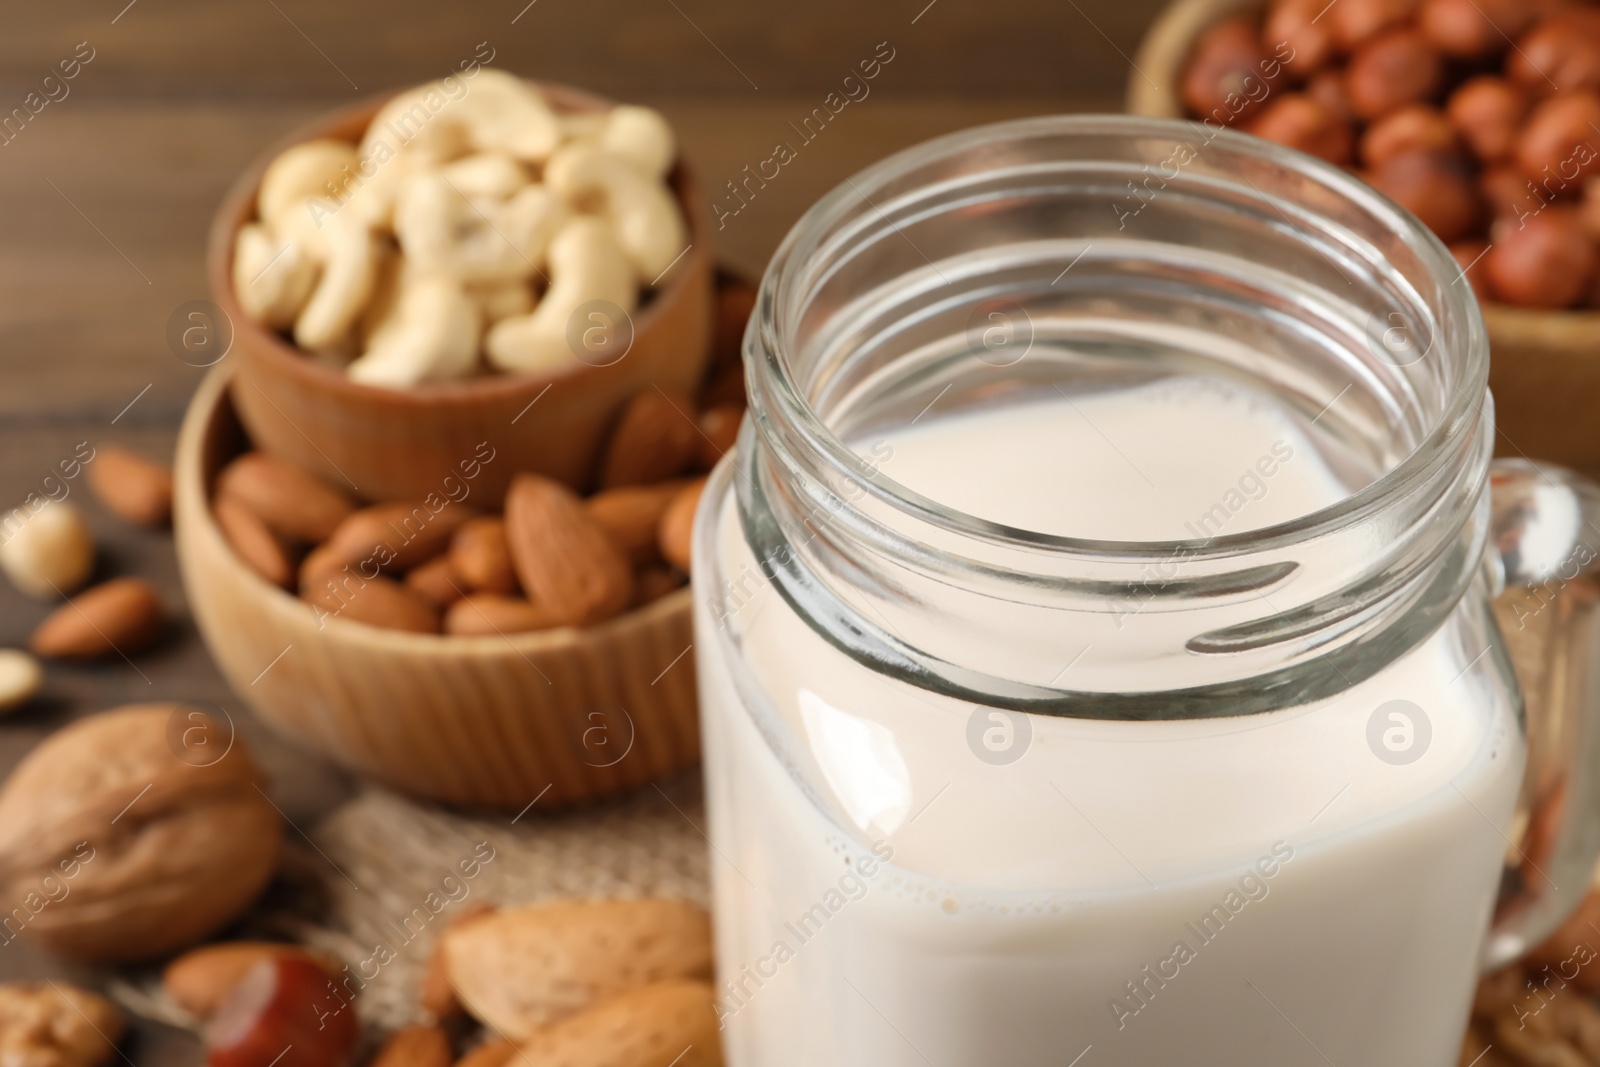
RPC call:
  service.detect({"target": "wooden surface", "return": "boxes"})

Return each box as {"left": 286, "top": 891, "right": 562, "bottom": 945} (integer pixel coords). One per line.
{"left": 0, "top": 4, "right": 1112, "bottom": 1056}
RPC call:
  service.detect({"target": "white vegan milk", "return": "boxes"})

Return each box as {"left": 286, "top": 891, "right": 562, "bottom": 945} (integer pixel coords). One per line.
{"left": 695, "top": 376, "right": 1523, "bottom": 1067}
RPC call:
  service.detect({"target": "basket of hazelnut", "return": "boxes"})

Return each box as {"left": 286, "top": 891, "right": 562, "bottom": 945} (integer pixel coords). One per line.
{"left": 1129, "top": 0, "right": 1600, "bottom": 479}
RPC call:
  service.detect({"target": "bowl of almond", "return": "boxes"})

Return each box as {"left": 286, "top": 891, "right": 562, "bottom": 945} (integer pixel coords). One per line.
{"left": 173, "top": 266, "right": 750, "bottom": 810}
{"left": 208, "top": 70, "right": 714, "bottom": 505}
{"left": 1129, "top": 0, "right": 1600, "bottom": 480}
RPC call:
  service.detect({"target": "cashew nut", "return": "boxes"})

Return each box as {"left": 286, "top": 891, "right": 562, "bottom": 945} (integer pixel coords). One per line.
{"left": 467, "top": 278, "right": 535, "bottom": 323}
{"left": 394, "top": 174, "right": 565, "bottom": 283}
{"left": 440, "top": 153, "right": 529, "bottom": 200}
{"left": 361, "top": 84, "right": 473, "bottom": 167}
{"left": 293, "top": 213, "right": 382, "bottom": 350}
{"left": 347, "top": 274, "right": 481, "bottom": 387}
{"left": 454, "top": 70, "right": 561, "bottom": 162}
{"left": 486, "top": 217, "right": 636, "bottom": 374}
{"left": 560, "top": 111, "right": 607, "bottom": 144}
{"left": 599, "top": 105, "right": 676, "bottom": 180}
{"left": 258, "top": 139, "right": 359, "bottom": 228}
{"left": 545, "top": 143, "right": 686, "bottom": 282}
{"left": 233, "top": 223, "right": 319, "bottom": 330}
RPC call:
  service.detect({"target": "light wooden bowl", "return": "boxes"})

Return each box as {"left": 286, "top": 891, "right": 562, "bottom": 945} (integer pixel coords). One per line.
{"left": 173, "top": 364, "right": 701, "bottom": 811}
{"left": 209, "top": 81, "right": 714, "bottom": 507}
{"left": 1129, "top": 0, "right": 1600, "bottom": 482}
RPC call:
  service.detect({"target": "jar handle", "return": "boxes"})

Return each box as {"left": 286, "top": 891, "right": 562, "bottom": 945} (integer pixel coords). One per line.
{"left": 1483, "top": 458, "right": 1600, "bottom": 969}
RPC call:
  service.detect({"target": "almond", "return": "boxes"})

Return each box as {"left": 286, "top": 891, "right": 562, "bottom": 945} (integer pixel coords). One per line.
{"left": 585, "top": 482, "right": 687, "bottom": 567}
{"left": 634, "top": 567, "right": 686, "bottom": 607}
{"left": 87, "top": 446, "right": 173, "bottom": 527}
{"left": 163, "top": 942, "right": 343, "bottom": 1019}
{"left": 445, "top": 595, "right": 560, "bottom": 636}
{"left": 29, "top": 578, "right": 164, "bottom": 659}
{"left": 306, "top": 501, "right": 478, "bottom": 588}
{"left": 453, "top": 1041, "right": 516, "bottom": 1067}
{"left": 597, "top": 391, "right": 699, "bottom": 489}
{"left": 304, "top": 574, "right": 440, "bottom": 634}
{"left": 658, "top": 479, "right": 706, "bottom": 573}
{"left": 215, "top": 494, "right": 294, "bottom": 589}
{"left": 449, "top": 517, "right": 517, "bottom": 595}
{"left": 516, "top": 981, "right": 723, "bottom": 1067}
{"left": 441, "top": 897, "right": 713, "bottom": 1040}
{"left": 421, "top": 903, "right": 497, "bottom": 1021}
{"left": 407, "top": 555, "right": 466, "bottom": 608}
{"left": 371, "top": 1024, "right": 452, "bottom": 1067}
{"left": 503, "top": 475, "right": 632, "bottom": 627}
{"left": 216, "top": 453, "right": 355, "bottom": 543}
{"left": 696, "top": 404, "right": 742, "bottom": 471}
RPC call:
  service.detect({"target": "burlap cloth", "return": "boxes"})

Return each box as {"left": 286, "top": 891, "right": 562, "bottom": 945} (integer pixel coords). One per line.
{"left": 252, "top": 771, "right": 709, "bottom": 1035}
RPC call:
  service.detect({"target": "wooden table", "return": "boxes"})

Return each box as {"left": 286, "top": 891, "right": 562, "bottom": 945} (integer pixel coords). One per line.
{"left": 0, "top": 7, "right": 1119, "bottom": 1051}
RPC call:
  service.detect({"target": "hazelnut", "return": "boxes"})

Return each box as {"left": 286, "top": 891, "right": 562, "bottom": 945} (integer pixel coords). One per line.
{"left": 1418, "top": 0, "right": 1531, "bottom": 58}
{"left": 1480, "top": 164, "right": 1542, "bottom": 221}
{"left": 0, "top": 982, "right": 122, "bottom": 1067}
{"left": 164, "top": 942, "right": 346, "bottom": 1020}
{"left": 1449, "top": 240, "right": 1492, "bottom": 302}
{"left": 204, "top": 957, "right": 358, "bottom": 1067}
{"left": 1346, "top": 30, "right": 1444, "bottom": 120}
{"left": 1447, "top": 77, "right": 1530, "bottom": 163}
{"left": 1182, "top": 18, "right": 1279, "bottom": 125}
{"left": 1307, "top": 68, "right": 1357, "bottom": 121}
{"left": 1509, "top": 11, "right": 1600, "bottom": 94}
{"left": 1247, "top": 94, "right": 1355, "bottom": 164}
{"left": 0, "top": 502, "right": 94, "bottom": 601}
{"left": 0, "top": 704, "right": 281, "bottom": 963}
{"left": 1264, "top": 0, "right": 1336, "bottom": 76}
{"left": 1369, "top": 150, "right": 1485, "bottom": 242}
{"left": 1361, "top": 104, "right": 1457, "bottom": 168}
{"left": 1582, "top": 177, "right": 1600, "bottom": 241}
{"left": 1515, "top": 91, "right": 1600, "bottom": 187}
{"left": 1486, "top": 207, "right": 1598, "bottom": 307}
{"left": 1331, "top": 0, "right": 1417, "bottom": 52}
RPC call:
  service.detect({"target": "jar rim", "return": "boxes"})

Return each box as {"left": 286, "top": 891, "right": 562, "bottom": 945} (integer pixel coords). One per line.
{"left": 751, "top": 113, "right": 1490, "bottom": 564}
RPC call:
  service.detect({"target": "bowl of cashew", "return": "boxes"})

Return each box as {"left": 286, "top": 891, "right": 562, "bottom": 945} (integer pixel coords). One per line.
{"left": 208, "top": 72, "right": 714, "bottom": 506}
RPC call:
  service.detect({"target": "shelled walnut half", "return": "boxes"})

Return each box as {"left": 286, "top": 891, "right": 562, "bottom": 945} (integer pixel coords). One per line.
{"left": 0, "top": 982, "right": 122, "bottom": 1067}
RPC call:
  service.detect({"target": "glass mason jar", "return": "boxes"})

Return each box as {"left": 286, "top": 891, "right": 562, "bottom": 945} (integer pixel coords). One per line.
{"left": 691, "top": 116, "right": 1600, "bottom": 1067}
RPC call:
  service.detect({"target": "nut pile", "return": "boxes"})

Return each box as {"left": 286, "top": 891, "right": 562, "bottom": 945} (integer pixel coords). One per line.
{"left": 147, "top": 897, "right": 721, "bottom": 1067}
{"left": 1180, "top": 0, "right": 1600, "bottom": 308}
{"left": 233, "top": 69, "right": 690, "bottom": 387}
{"left": 215, "top": 274, "right": 751, "bottom": 636}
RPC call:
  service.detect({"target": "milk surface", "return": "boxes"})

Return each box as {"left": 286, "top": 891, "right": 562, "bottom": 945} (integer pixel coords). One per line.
{"left": 695, "top": 376, "right": 1523, "bottom": 1066}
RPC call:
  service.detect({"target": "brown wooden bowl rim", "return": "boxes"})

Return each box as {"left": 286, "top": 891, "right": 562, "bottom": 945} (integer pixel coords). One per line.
{"left": 206, "top": 78, "right": 714, "bottom": 409}
{"left": 177, "top": 362, "right": 694, "bottom": 656}
{"left": 1127, "top": 0, "right": 1600, "bottom": 327}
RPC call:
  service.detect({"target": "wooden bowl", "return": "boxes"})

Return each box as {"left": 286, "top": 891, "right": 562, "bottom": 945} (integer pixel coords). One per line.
{"left": 208, "top": 81, "right": 713, "bottom": 507}
{"left": 173, "top": 364, "right": 701, "bottom": 811}
{"left": 1128, "top": 0, "right": 1600, "bottom": 482}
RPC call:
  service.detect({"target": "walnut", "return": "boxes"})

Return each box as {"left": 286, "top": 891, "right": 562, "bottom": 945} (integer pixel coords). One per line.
{"left": 0, "top": 703, "right": 282, "bottom": 963}
{"left": 0, "top": 982, "right": 122, "bottom": 1067}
